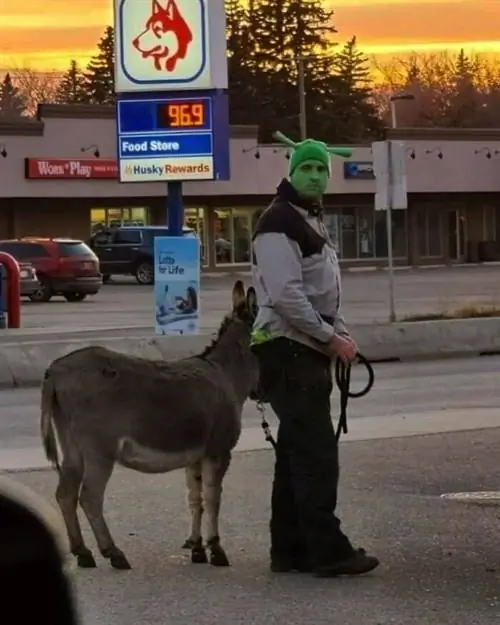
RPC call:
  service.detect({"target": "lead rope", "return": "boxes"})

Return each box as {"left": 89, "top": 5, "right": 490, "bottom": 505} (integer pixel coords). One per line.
{"left": 257, "top": 400, "right": 277, "bottom": 450}
{"left": 258, "top": 353, "right": 374, "bottom": 449}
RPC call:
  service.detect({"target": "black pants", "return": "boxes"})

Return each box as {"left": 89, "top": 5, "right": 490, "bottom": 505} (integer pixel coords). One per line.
{"left": 254, "top": 338, "right": 354, "bottom": 568}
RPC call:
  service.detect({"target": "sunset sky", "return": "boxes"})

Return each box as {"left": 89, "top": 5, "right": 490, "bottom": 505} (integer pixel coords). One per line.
{"left": 1, "top": 0, "right": 500, "bottom": 72}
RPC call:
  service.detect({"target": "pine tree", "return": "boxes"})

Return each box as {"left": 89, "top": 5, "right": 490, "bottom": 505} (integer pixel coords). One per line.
{"left": 331, "top": 36, "right": 384, "bottom": 141}
{"left": 226, "top": 0, "right": 268, "bottom": 125}
{"left": 85, "top": 26, "right": 115, "bottom": 104}
{"left": 447, "top": 49, "right": 479, "bottom": 127}
{"left": 0, "top": 73, "right": 26, "bottom": 118}
{"left": 334, "top": 36, "right": 371, "bottom": 88}
{"left": 56, "top": 60, "right": 89, "bottom": 104}
{"left": 244, "top": 0, "right": 340, "bottom": 141}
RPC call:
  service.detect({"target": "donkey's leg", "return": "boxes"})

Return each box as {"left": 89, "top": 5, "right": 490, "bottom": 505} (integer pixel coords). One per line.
{"left": 183, "top": 463, "right": 207, "bottom": 564}
{"left": 201, "top": 452, "right": 232, "bottom": 567}
{"left": 79, "top": 454, "right": 131, "bottom": 570}
{"left": 56, "top": 457, "right": 96, "bottom": 569}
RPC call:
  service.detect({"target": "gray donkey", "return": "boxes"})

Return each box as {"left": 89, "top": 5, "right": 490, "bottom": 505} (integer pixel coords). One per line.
{"left": 40, "top": 280, "right": 259, "bottom": 571}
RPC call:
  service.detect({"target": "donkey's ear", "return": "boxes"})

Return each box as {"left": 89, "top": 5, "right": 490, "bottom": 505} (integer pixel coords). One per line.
{"left": 232, "top": 280, "right": 246, "bottom": 310}
{"left": 246, "top": 286, "right": 257, "bottom": 316}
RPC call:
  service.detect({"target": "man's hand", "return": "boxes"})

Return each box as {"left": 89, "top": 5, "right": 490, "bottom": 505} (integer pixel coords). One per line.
{"left": 328, "top": 333, "right": 357, "bottom": 362}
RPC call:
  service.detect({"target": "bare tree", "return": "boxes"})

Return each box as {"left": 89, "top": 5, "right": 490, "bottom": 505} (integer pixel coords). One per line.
{"left": 9, "top": 66, "right": 61, "bottom": 117}
{"left": 371, "top": 51, "right": 500, "bottom": 128}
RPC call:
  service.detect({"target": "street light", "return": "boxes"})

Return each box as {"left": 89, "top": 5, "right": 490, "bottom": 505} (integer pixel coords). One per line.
{"left": 389, "top": 92, "right": 415, "bottom": 129}
{"left": 296, "top": 53, "right": 334, "bottom": 139}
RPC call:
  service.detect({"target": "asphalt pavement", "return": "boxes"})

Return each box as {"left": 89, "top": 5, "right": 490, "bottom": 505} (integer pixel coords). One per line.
{"left": 11, "top": 429, "right": 500, "bottom": 625}
{"left": 2, "top": 356, "right": 500, "bottom": 623}
{"left": 1, "top": 356, "right": 499, "bottom": 465}
{"left": 15, "top": 264, "right": 500, "bottom": 332}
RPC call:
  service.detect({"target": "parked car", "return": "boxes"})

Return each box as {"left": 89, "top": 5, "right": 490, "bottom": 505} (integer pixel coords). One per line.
{"left": 0, "top": 238, "right": 102, "bottom": 303}
{"left": 0, "top": 261, "right": 41, "bottom": 298}
{"left": 18, "top": 262, "right": 40, "bottom": 297}
{"left": 88, "top": 225, "right": 197, "bottom": 285}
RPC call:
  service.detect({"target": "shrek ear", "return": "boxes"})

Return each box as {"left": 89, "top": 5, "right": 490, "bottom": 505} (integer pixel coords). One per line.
{"left": 327, "top": 146, "right": 353, "bottom": 158}
{"left": 273, "top": 130, "right": 352, "bottom": 159}
{"left": 273, "top": 131, "right": 297, "bottom": 148}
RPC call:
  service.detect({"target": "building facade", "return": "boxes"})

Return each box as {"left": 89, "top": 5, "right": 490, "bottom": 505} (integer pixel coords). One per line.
{"left": 1, "top": 105, "right": 500, "bottom": 270}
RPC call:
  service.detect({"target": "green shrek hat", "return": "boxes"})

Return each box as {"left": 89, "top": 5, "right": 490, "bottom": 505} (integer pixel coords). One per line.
{"left": 273, "top": 131, "right": 353, "bottom": 176}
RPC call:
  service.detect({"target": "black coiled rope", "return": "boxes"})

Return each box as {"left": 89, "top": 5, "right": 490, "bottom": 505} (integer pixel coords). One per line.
{"left": 333, "top": 352, "right": 374, "bottom": 441}
{"left": 258, "top": 352, "right": 375, "bottom": 448}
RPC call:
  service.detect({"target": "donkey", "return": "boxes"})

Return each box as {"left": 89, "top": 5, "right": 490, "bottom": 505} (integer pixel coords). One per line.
{"left": 40, "top": 280, "right": 259, "bottom": 571}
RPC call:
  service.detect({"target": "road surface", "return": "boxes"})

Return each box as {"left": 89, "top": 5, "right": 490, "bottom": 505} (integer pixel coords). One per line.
{"left": 15, "top": 265, "right": 500, "bottom": 332}
{"left": 2, "top": 356, "right": 500, "bottom": 624}
{"left": 10, "top": 431, "right": 500, "bottom": 625}
{"left": 1, "top": 356, "right": 498, "bottom": 463}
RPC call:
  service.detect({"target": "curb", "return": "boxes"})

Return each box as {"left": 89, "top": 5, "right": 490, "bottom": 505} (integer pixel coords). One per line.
{"left": 0, "top": 317, "right": 499, "bottom": 390}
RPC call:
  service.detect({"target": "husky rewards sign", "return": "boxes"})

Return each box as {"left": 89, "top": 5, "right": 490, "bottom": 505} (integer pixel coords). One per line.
{"left": 154, "top": 235, "right": 201, "bottom": 336}
{"left": 114, "top": 0, "right": 228, "bottom": 92}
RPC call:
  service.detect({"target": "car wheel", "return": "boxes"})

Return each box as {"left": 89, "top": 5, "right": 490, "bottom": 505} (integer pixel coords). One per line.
{"left": 102, "top": 274, "right": 111, "bottom": 284}
{"left": 63, "top": 292, "right": 87, "bottom": 302}
{"left": 28, "top": 281, "right": 53, "bottom": 303}
{"left": 135, "top": 262, "right": 154, "bottom": 285}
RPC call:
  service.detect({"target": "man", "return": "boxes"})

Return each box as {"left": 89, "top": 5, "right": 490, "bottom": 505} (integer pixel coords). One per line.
{"left": 251, "top": 132, "right": 380, "bottom": 577}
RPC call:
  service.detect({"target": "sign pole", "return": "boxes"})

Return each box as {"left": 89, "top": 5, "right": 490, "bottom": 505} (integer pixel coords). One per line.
{"left": 373, "top": 139, "right": 407, "bottom": 323}
{"left": 114, "top": 0, "right": 230, "bottom": 336}
{"left": 167, "top": 182, "right": 184, "bottom": 237}
{"left": 386, "top": 140, "right": 396, "bottom": 322}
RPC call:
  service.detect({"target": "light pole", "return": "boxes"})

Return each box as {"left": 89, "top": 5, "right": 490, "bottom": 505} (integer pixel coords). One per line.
{"left": 296, "top": 53, "right": 331, "bottom": 140}
{"left": 297, "top": 57, "right": 307, "bottom": 140}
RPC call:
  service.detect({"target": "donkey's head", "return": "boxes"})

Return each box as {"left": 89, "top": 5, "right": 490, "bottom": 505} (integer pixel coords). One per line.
{"left": 229, "top": 279, "right": 258, "bottom": 327}
{"left": 200, "top": 280, "right": 259, "bottom": 402}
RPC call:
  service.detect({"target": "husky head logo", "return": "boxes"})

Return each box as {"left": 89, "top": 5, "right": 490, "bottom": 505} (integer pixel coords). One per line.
{"left": 132, "top": 0, "right": 193, "bottom": 72}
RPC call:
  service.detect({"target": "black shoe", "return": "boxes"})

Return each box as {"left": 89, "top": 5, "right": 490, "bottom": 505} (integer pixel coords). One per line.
{"left": 270, "top": 556, "right": 312, "bottom": 573}
{"left": 313, "top": 548, "right": 379, "bottom": 577}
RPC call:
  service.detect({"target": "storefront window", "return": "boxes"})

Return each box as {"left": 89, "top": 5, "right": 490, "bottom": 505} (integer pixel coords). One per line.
{"left": 331, "top": 205, "right": 407, "bottom": 261}
{"left": 323, "top": 213, "right": 340, "bottom": 252}
{"left": 340, "top": 208, "right": 357, "bottom": 259}
{"left": 185, "top": 207, "right": 208, "bottom": 266}
{"left": 374, "top": 210, "right": 407, "bottom": 259}
{"left": 417, "top": 205, "right": 442, "bottom": 258}
{"left": 214, "top": 207, "right": 254, "bottom": 265}
{"left": 357, "top": 206, "right": 374, "bottom": 258}
{"left": 90, "top": 207, "right": 149, "bottom": 233}
{"left": 482, "top": 205, "right": 496, "bottom": 240}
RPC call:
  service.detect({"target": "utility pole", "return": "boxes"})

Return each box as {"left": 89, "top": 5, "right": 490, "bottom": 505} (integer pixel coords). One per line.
{"left": 297, "top": 57, "right": 307, "bottom": 140}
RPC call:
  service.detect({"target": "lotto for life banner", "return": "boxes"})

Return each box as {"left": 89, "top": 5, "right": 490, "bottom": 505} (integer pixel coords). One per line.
{"left": 154, "top": 235, "right": 201, "bottom": 335}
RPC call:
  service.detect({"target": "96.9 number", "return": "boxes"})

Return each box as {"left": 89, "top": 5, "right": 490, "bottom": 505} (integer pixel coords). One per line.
{"left": 167, "top": 103, "right": 204, "bottom": 127}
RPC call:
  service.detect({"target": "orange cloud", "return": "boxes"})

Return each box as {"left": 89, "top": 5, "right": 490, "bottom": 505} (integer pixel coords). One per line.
{"left": 334, "top": 0, "right": 500, "bottom": 46}
{"left": 0, "top": 0, "right": 499, "bottom": 72}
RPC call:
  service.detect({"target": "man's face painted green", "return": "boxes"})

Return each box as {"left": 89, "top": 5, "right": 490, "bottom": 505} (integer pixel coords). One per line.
{"left": 290, "top": 159, "right": 329, "bottom": 200}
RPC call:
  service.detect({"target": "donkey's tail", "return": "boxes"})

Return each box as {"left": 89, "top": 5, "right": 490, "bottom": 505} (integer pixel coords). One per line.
{"left": 40, "top": 369, "right": 60, "bottom": 472}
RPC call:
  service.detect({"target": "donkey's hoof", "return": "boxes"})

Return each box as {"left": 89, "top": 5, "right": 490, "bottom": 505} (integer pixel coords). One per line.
{"left": 183, "top": 538, "right": 197, "bottom": 549}
{"left": 110, "top": 553, "right": 132, "bottom": 570}
{"left": 76, "top": 551, "right": 97, "bottom": 568}
{"left": 191, "top": 546, "right": 208, "bottom": 564}
{"left": 209, "top": 548, "right": 230, "bottom": 567}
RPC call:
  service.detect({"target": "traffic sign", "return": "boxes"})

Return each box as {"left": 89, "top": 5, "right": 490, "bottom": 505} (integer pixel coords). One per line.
{"left": 372, "top": 140, "right": 408, "bottom": 211}
{"left": 114, "top": 0, "right": 228, "bottom": 93}
{"left": 116, "top": 92, "right": 230, "bottom": 182}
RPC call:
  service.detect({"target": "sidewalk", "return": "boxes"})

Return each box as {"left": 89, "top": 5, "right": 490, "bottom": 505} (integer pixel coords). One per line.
{"left": 12, "top": 427, "right": 500, "bottom": 625}
{"left": 3, "top": 407, "right": 500, "bottom": 472}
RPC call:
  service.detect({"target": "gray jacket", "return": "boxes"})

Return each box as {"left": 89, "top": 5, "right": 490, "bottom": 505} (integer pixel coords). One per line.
{"left": 251, "top": 182, "right": 348, "bottom": 356}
